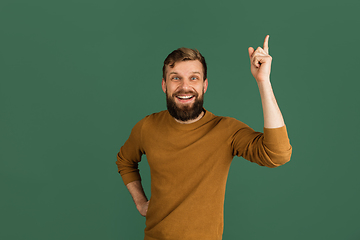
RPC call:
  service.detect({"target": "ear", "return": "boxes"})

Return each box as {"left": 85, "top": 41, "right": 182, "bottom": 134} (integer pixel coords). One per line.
{"left": 161, "top": 78, "right": 166, "bottom": 93}
{"left": 203, "top": 79, "right": 208, "bottom": 93}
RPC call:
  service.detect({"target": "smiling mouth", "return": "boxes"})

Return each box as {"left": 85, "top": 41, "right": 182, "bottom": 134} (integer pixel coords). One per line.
{"left": 176, "top": 95, "right": 195, "bottom": 100}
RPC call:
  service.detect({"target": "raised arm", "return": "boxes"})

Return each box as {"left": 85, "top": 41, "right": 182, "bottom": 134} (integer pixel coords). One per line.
{"left": 248, "top": 35, "right": 285, "bottom": 129}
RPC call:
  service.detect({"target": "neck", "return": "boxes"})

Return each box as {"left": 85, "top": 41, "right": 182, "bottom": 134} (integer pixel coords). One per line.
{"left": 173, "top": 110, "right": 204, "bottom": 124}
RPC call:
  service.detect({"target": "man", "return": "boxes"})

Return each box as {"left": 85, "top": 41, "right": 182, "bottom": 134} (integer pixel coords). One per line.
{"left": 116, "top": 35, "right": 292, "bottom": 240}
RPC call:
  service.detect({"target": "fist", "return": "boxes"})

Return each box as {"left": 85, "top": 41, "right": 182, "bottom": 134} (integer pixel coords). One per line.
{"left": 248, "top": 35, "right": 272, "bottom": 82}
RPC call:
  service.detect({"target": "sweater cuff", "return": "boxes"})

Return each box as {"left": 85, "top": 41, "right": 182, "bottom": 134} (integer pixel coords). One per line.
{"left": 263, "top": 125, "right": 291, "bottom": 153}
{"left": 121, "top": 172, "right": 142, "bottom": 186}
{"left": 263, "top": 125, "right": 290, "bottom": 144}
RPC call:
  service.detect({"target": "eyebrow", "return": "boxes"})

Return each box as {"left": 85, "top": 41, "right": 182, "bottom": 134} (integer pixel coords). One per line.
{"left": 169, "top": 71, "right": 201, "bottom": 75}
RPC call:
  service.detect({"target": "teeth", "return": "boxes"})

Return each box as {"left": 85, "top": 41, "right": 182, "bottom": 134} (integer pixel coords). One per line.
{"left": 177, "top": 95, "right": 193, "bottom": 99}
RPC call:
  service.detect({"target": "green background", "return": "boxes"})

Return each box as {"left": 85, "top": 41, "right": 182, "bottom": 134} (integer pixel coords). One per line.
{"left": 1, "top": 0, "right": 359, "bottom": 239}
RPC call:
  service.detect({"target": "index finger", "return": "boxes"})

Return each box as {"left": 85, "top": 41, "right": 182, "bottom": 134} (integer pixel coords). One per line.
{"left": 263, "top": 35, "right": 269, "bottom": 54}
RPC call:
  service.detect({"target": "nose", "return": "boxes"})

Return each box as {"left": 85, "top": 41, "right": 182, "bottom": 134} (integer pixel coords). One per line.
{"left": 180, "top": 79, "right": 191, "bottom": 90}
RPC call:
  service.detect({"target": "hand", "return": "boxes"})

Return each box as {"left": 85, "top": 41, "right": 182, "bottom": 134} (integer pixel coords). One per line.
{"left": 136, "top": 200, "right": 149, "bottom": 217}
{"left": 248, "top": 35, "right": 272, "bottom": 82}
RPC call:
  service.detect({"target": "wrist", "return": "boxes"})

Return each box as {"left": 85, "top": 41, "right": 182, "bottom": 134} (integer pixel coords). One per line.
{"left": 256, "top": 77, "right": 270, "bottom": 84}
{"left": 135, "top": 198, "right": 148, "bottom": 208}
{"left": 257, "top": 79, "right": 272, "bottom": 91}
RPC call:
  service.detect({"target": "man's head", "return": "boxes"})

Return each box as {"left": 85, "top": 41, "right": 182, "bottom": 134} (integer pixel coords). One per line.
{"left": 162, "top": 48, "right": 208, "bottom": 122}
{"left": 162, "top": 48, "right": 207, "bottom": 81}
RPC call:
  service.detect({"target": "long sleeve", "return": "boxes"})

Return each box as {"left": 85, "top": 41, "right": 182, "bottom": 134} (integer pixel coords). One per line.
{"left": 262, "top": 125, "right": 292, "bottom": 166}
{"left": 116, "top": 118, "right": 146, "bottom": 185}
{"left": 232, "top": 124, "right": 292, "bottom": 168}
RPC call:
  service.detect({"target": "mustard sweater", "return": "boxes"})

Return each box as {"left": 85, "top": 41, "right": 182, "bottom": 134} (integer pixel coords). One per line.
{"left": 116, "top": 110, "right": 292, "bottom": 240}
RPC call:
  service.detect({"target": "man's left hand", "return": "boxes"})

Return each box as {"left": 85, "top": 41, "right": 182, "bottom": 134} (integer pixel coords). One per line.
{"left": 248, "top": 35, "right": 272, "bottom": 82}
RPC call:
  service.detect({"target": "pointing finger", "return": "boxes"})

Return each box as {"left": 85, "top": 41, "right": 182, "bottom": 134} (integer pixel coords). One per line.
{"left": 263, "top": 35, "right": 269, "bottom": 54}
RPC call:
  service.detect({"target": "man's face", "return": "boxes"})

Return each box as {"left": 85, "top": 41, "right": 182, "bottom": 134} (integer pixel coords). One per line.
{"left": 162, "top": 60, "right": 208, "bottom": 122}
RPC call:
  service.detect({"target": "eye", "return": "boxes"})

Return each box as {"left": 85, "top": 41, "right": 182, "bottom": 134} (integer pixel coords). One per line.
{"left": 171, "top": 76, "right": 180, "bottom": 80}
{"left": 191, "top": 77, "right": 198, "bottom": 80}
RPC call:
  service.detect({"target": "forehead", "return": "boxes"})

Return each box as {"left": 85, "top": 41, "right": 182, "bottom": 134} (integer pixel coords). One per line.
{"left": 166, "top": 60, "right": 203, "bottom": 76}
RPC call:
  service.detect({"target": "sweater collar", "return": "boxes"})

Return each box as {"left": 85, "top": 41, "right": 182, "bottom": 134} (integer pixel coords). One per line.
{"left": 166, "top": 108, "right": 215, "bottom": 131}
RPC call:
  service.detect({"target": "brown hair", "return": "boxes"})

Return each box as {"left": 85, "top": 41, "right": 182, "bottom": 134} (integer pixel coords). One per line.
{"left": 162, "top": 47, "right": 207, "bottom": 81}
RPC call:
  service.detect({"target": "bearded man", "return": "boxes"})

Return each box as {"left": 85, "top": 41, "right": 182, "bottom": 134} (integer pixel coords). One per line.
{"left": 116, "top": 35, "right": 292, "bottom": 240}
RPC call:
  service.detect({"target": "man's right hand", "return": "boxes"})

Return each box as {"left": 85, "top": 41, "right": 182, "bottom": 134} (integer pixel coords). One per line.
{"left": 126, "top": 180, "right": 149, "bottom": 217}
{"left": 137, "top": 200, "right": 149, "bottom": 217}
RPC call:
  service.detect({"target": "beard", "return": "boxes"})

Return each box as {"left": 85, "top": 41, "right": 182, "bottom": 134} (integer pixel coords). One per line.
{"left": 166, "top": 90, "right": 204, "bottom": 122}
